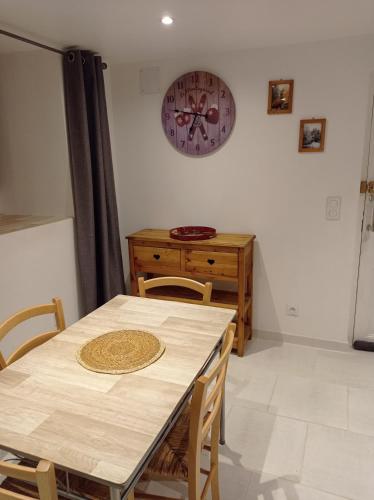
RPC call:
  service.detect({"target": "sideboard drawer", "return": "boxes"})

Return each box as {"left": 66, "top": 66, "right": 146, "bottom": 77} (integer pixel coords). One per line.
{"left": 133, "top": 246, "right": 181, "bottom": 271}
{"left": 185, "top": 250, "right": 238, "bottom": 278}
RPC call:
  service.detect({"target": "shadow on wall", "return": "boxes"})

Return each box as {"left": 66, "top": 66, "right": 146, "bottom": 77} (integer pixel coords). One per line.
{"left": 253, "top": 240, "right": 281, "bottom": 339}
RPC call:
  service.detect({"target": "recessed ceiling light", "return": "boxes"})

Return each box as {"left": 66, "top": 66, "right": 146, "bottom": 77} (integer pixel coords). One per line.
{"left": 161, "top": 15, "right": 174, "bottom": 25}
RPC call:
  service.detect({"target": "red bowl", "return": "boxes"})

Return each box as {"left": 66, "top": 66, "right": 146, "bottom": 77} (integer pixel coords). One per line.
{"left": 169, "top": 226, "right": 216, "bottom": 241}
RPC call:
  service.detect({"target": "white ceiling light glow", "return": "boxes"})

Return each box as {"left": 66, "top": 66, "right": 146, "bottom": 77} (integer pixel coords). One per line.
{"left": 161, "top": 15, "right": 174, "bottom": 25}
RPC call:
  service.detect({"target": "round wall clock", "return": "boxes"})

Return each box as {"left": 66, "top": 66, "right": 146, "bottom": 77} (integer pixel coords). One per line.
{"left": 161, "top": 71, "right": 235, "bottom": 156}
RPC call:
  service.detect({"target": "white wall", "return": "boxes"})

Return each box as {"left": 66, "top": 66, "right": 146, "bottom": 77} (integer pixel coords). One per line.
{"left": 0, "top": 49, "right": 73, "bottom": 216}
{"left": 109, "top": 36, "right": 374, "bottom": 346}
{"left": 0, "top": 218, "right": 80, "bottom": 359}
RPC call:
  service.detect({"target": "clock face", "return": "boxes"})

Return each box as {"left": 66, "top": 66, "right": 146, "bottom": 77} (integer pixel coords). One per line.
{"left": 161, "top": 71, "right": 235, "bottom": 156}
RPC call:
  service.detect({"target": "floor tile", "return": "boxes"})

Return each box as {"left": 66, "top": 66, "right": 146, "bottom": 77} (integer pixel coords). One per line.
{"left": 0, "top": 453, "right": 19, "bottom": 484}
{"left": 242, "top": 339, "right": 318, "bottom": 378}
{"left": 269, "top": 374, "right": 348, "bottom": 429}
{"left": 223, "top": 405, "right": 307, "bottom": 481}
{"left": 246, "top": 470, "right": 350, "bottom": 500}
{"left": 136, "top": 479, "right": 187, "bottom": 498}
{"left": 216, "top": 461, "right": 252, "bottom": 500}
{"left": 302, "top": 423, "right": 374, "bottom": 500}
{"left": 226, "top": 370, "right": 277, "bottom": 413}
{"left": 314, "top": 349, "right": 374, "bottom": 388}
{"left": 349, "top": 387, "right": 374, "bottom": 436}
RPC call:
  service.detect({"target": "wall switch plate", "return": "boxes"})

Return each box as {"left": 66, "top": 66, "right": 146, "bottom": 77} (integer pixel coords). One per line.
{"left": 287, "top": 304, "right": 299, "bottom": 317}
{"left": 326, "top": 196, "right": 341, "bottom": 221}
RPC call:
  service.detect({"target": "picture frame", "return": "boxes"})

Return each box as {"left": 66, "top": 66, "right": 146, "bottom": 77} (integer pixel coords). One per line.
{"left": 267, "top": 79, "right": 294, "bottom": 114}
{"left": 299, "top": 118, "right": 326, "bottom": 153}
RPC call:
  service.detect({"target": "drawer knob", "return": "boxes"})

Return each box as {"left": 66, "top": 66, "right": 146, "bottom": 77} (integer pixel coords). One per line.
{"left": 207, "top": 259, "right": 215, "bottom": 265}
{"left": 153, "top": 254, "right": 161, "bottom": 260}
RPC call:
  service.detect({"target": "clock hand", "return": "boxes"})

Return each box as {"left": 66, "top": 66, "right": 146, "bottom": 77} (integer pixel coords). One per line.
{"left": 174, "top": 109, "right": 210, "bottom": 123}
{"left": 174, "top": 109, "right": 200, "bottom": 116}
{"left": 175, "top": 107, "right": 219, "bottom": 122}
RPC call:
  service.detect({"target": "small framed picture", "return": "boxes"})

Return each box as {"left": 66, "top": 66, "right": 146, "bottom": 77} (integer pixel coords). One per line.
{"left": 267, "top": 79, "right": 294, "bottom": 114}
{"left": 299, "top": 118, "right": 326, "bottom": 153}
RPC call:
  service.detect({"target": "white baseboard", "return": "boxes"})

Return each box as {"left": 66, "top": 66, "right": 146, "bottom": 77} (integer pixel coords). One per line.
{"left": 253, "top": 329, "right": 353, "bottom": 352}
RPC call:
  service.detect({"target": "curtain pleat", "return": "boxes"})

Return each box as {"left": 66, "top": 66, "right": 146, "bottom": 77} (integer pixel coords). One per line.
{"left": 63, "top": 49, "right": 125, "bottom": 315}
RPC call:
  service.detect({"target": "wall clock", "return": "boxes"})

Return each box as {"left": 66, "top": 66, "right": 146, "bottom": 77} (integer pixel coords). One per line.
{"left": 161, "top": 71, "right": 235, "bottom": 156}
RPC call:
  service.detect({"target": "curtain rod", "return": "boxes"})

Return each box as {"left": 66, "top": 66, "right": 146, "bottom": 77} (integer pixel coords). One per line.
{"left": 0, "top": 28, "right": 108, "bottom": 68}
{"left": 0, "top": 28, "right": 64, "bottom": 55}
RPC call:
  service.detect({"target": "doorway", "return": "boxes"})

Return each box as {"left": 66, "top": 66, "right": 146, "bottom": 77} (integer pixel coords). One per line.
{"left": 354, "top": 95, "right": 374, "bottom": 347}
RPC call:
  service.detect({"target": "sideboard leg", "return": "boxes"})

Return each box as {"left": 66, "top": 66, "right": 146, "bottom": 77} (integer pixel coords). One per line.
{"left": 237, "top": 248, "right": 246, "bottom": 356}
{"left": 128, "top": 242, "right": 137, "bottom": 296}
{"left": 247, "top": 242, "right": 254, "bottom": 340}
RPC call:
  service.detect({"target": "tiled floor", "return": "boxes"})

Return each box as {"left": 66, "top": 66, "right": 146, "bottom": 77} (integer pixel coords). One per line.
{"left": 142, "top": 337, "right": 374, "bottom": 499}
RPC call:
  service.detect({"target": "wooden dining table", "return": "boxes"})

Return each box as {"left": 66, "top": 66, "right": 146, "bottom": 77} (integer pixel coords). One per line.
{"left": 0, "top": 295, "right": 235, "bottom": 499}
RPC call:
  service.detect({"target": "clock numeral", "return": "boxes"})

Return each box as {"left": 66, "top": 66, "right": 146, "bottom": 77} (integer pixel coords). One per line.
{"left": 167, "top": 95, "right": 175, "bottom": 103}
{"left": 221, "top": 90, "right": 226, "bottom": 99}
{"left": 164, "top": 112, "right": 170, "bottom": 120}
{"left": 196, "top": 144, "right": 200, "bottom": 152}
{"left": 209, "top": 77, "right": 213, "bottom": 86}
{"left": 170, "top": 129, "right": 175, "bottom": 136}
{"left": 180, "top": 140, "right": 185, "bottom": 148}
{"left": 221, "top": 125, "right": 226, "bottom": 134}
{"left": 177, "top": 81, "right": 184, "bottom": 90}
{"left": 211, "top": 138, "right": 216, "bottom": 146}
{"left": 226, "top": 107, "right": 231, "bottom": 115}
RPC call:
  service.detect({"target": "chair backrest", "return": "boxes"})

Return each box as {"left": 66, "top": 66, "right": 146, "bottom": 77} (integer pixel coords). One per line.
{"left": 188, "top": 323, "right": 235, "bottom": 499}
{"left": 0, "top": 297, "right": 65, "bottom": 370}
{"left": 138, "top": 276, "right": 213, "bottom": 305}
{"left": 0, "top": 459, "right": 58, "bottom": 500}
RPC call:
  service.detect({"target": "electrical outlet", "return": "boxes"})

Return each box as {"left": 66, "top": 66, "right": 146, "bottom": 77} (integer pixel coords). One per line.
{"left": 287, "top": 304, "right": 299, "bottom": 317}
{"left": 326, "top": 196, "right": 341, "bottom": 221}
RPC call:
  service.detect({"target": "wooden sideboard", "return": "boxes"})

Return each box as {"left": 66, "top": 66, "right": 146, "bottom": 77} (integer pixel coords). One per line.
{"left": 127, "top": 229, "right": 256, "bottom": 356}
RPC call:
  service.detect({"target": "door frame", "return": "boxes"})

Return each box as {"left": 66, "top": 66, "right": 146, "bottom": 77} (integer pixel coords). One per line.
{"left": 352, "top": 77, "right": 374, "bottom": 344}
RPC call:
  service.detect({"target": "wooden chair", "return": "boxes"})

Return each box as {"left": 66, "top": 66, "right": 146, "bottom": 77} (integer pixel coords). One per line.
{"left": 135, "top": 323, "right": 235, "bottom": 500}
{"left": 0, "top": 458, "right": 136, "bottom": 500}
{"left": 0, "top": 459, "right": 58, "bottom": 500}
{"left": 138, "top": 277, "right": 213, "bottom": 306}
{"left": 0, "top": 297, "right": 65, "bottom": 370}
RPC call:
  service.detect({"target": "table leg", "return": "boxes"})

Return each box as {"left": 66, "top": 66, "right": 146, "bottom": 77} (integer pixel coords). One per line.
{"left": 220, "top": 390, "right": 226, "bottom": 445}
{"left": 110, "top": 486, "right": 122, "bottom": 500}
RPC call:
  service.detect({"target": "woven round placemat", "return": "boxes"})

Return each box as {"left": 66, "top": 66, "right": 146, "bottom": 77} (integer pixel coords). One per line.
{"left": 76, "top": 330, "right": 165, "bottom": 374}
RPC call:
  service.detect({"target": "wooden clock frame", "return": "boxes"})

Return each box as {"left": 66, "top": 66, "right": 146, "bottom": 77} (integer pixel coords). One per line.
{"left": 161, "top": 71, "right": 236, "bottom": 156}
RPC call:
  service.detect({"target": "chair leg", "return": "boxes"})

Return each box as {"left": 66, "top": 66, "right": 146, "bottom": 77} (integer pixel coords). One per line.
{"left": 210, "top": 464, "right": 220, "bottom": 500}
{"left": 187, "top": 476, "right": 200, "bottom": 500}
{"left": 210, "top": 416, "right": 221, "bottom": 500}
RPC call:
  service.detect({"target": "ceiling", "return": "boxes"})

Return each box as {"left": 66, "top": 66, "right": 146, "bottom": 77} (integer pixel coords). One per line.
{"left": 0, "top": 0, "right": 373, "bottom": 63}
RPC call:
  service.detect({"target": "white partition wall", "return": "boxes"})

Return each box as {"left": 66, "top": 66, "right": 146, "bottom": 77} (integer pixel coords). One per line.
{"left": 109, "top": 35, "right": 374, "bottom": 347}
{"left": 0, "top": 218, "right": 80, "bottom": 359}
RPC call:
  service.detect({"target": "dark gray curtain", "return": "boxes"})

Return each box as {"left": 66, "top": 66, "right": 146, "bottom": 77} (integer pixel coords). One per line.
{"left": 63, "top": 49, "right": 125, "bottom": 315}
